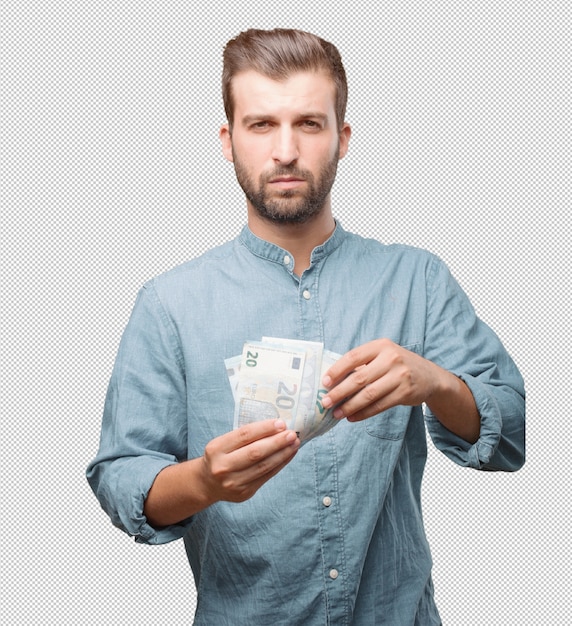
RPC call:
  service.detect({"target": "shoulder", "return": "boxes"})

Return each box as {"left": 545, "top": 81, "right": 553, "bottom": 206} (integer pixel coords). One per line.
{"left": 141, "top": 237, "right": 237, "bottom": 295}
{"left": 340, "top": 229, "right": 442, "bottom": 269}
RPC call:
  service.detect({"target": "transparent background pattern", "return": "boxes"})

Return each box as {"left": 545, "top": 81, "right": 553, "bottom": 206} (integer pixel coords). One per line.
{"left": 3, "top": 1, "right": 570, "bottom": 624}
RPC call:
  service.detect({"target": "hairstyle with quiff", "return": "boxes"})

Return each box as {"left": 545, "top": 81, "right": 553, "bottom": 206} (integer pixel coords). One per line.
{"left": 222, "top": 28, "right": 348, "bottom": 131}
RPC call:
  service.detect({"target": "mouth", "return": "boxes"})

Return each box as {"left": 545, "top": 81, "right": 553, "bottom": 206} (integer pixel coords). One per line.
{"left": 269, "top": 176, "right": 306, "bottom": 189}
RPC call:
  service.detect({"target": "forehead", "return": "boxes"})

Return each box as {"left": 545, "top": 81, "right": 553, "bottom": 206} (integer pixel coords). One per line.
{"left": 231, "top": 70, "right": 336, "bottom": 120}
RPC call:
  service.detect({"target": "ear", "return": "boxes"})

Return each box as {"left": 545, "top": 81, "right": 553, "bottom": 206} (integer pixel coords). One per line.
{"left": 220, "top": 124, "right": 234, "bottom": 163}
{"left": 338, "top": 123, "right": 351, "bottom": 159}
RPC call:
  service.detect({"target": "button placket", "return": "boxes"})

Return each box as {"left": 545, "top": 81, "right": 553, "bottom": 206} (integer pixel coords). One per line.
{"left": 297, "top": 261, "right": 323, "bottom": 342}
{"left": 313, "top": 434, "right": 347, "bottom": 617}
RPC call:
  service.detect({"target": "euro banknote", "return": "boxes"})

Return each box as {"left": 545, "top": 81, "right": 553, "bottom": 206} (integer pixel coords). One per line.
{"left": 225, "top": 338, "right": 342, "bottom": 444}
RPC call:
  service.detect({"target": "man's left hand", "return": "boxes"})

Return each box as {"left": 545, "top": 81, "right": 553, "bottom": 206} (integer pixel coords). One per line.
{"left": 321, "top": 338, "right": 445, "bottom": 422}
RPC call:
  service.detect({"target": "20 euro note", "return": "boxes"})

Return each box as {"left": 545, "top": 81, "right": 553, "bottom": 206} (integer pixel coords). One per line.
{"left": 303, "top": 348, "right": 343, "bottom": 442}
{"left": 232, "top": 341, "right": 307, "bottom": 430}
{"left": 261, "top": 337, "right": 323, "bottom": 437}
{"left": 225, "top": 339, "right": 343, "bottom": 444}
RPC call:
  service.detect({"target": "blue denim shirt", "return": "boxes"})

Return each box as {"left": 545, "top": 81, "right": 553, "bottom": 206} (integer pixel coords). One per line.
{"left": 87, "top": 223, "right": 525, "bottom": 625}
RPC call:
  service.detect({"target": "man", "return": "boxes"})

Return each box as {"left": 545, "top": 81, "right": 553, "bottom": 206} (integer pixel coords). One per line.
{"left": 87, "top": 28, "right": 525, "bottom": 625}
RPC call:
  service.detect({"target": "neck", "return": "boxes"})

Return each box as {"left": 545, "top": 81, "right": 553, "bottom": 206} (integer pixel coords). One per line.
{"left": 247, "top": 205, "right": 336, "bottom": 276}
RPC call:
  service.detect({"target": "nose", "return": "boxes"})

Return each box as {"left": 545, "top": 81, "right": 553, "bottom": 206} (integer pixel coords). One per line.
{"left": 271, "top": 126, "right": 299, "bottom": 165}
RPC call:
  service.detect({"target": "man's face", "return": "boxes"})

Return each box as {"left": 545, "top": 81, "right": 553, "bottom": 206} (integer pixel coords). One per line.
{"left": 221, "top": 71, "right": 350, "bottom": 225}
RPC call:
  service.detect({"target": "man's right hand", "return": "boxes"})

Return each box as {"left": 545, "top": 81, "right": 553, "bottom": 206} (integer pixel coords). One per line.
{"left": 201, "top": 419, "right": 300, "bottom": 503}
{"left": 144, "top": 419, "right": 299, "bottom": 527}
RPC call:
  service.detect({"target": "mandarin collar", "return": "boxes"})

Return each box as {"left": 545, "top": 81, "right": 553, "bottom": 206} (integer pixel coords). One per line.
{"left": 238, "top": 220, "right": 347, "bottom": 267}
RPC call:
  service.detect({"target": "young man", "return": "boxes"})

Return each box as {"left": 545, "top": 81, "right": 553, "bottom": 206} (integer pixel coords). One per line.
{"left": 87, "top": 29, "right": 525, "bottom": 625}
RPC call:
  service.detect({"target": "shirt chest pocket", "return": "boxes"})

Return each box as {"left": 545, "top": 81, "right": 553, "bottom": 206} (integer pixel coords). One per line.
{"left": 365, "top": 342, "right": 422, "bottom": 441}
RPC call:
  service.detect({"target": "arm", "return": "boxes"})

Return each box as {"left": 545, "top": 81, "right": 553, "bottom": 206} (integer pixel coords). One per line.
{"left": 144, "top": 419, "right": 299, "bottom": 527}
{"left": 321, "top": 338, "right": 480, "bottom": 444}
{"left": 322, "top": 254, "right": 525, "bottom": 471}
{"left": 87, "top": 285, "right": 191, "bottom": 543}
{"left": 88, "top": 284, "right": 300, "bottom": 540}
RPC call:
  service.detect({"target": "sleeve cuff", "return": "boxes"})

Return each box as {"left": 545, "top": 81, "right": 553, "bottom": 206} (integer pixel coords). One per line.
{"left": 424, "top": 373, "right": 503, "bottom": 470}
{"left": 110, "top": 456, "right": 194, "bottom": 545}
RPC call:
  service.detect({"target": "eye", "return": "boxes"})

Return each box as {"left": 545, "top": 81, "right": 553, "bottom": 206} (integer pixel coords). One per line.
{"left": 250, "top": 120, "right": 272, "bottom": 131}
{"left": 300, "top": 119, "right": 322, "bottom": 131}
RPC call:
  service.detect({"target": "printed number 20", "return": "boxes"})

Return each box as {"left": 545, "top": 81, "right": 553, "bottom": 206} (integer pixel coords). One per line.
{"left": 276, "top": 381, "right": 297, "bottom": 410}
{"left": 245, "top": 351, "right": 258, "bottom": 367}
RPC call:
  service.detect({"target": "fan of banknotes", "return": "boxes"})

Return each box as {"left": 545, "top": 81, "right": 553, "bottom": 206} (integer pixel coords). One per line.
{"left": 225, "top": 337, "right": 342, "bottom": 444}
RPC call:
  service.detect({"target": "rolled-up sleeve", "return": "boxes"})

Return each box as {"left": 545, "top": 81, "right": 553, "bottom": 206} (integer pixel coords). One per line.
{"left": 422, "top": 256, "right": 525, "bottom": 471}
{"left": 86, "top": 282, "right": 192, "bottom": 544}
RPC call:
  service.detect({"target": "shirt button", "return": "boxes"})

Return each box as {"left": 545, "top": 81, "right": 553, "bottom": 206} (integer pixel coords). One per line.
{"left": 329, "top": 569, "right": 339, "bottom": 580}
{"left": 283, "top": 255, "right": 291, "bottom": 265}
{"left": 302, "top": 290, "right": 311, "bottom": 300}
{"left": 322, "top": 496, "right": 332, "bottom": 507}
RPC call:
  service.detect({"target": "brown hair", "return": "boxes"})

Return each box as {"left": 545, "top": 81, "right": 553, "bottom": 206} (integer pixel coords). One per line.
{"left": 222, "top": 28, "right": 348, "bottom": 131}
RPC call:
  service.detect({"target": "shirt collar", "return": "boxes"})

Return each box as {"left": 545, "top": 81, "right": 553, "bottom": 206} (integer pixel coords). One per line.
{"left": 238, "top": 220, "right": 347, "bottom": 267}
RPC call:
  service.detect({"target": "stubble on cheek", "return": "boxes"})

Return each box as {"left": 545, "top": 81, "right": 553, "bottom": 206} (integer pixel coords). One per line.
{"left": 232, "top": 149, "right": 339, "bottom": 225}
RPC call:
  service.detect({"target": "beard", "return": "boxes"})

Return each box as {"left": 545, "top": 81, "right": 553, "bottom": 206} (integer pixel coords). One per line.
{"left": 231, "top": 147, "right": 340, "bottom": 225}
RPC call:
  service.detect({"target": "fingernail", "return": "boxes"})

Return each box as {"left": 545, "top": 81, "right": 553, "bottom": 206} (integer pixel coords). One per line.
{"left": 333, "top": 408, "right": 344, "bottom": 419}
{"left": 322, "top": 375, "right": 332, "bottom": 387}
{"left": 275, "top": 419, "right": 286, "bottom": 430}
{"left": 321, "top": 396, "right": 332, "bottom": 408}
{"left": 285, "top": 431, "right": 297, "bottom": 443}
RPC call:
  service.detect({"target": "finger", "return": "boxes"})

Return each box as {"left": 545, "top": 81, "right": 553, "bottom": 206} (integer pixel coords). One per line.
{"left": 322, "top": 345, "right": 379, "bottom": 388}
{"left": 218, "top": 419, "right": 288, "bottom": 454}
{"left": 234, "top": 437, "right": 300, "bottom": 486}
{"left": 334, "top": 376, "right": 400, "bottom": 422}
{"left": 321, "top": 364, "right": 372, "bottom": 409}
{"left": 217, "top": 434, "right": 300, "bottom": 503}
{"left": 224, "top": 447, "right": 300, "bottom": 504}
{"left": 334, "top": 377, "right": 401, "bottom": 421}
{"left": 225, "top": 428, "right": 299, "bottom": 474}
{"left": 322, "top": 354, "right": 396, "bottom": 412}
{"left": 344, "top": 384, "right": 411, "bottom": 422}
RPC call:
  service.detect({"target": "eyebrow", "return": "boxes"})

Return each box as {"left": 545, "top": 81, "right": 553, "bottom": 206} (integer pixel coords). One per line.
{"left": 241, "top": 113, "right": 329, "bottom": 125}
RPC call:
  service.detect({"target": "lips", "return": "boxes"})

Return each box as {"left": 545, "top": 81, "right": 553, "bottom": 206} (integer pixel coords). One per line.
{"left": 269, "top": 176, "right": 305, "bottom": 183}
{"left": 268, "top": 177, "right": 306, "bottom": 192}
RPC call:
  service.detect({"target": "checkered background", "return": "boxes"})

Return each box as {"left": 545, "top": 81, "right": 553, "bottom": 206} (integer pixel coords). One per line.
{"left": 3, "top": 1, "right": 570, "bottom": 624}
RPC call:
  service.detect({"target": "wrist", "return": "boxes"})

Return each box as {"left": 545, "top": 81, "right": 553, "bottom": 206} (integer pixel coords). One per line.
{"left": 426, "top": 369, "right": 480, "bottom": 444}
{"left": 425, "top": 361, "right": 453, "bottom": 407}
